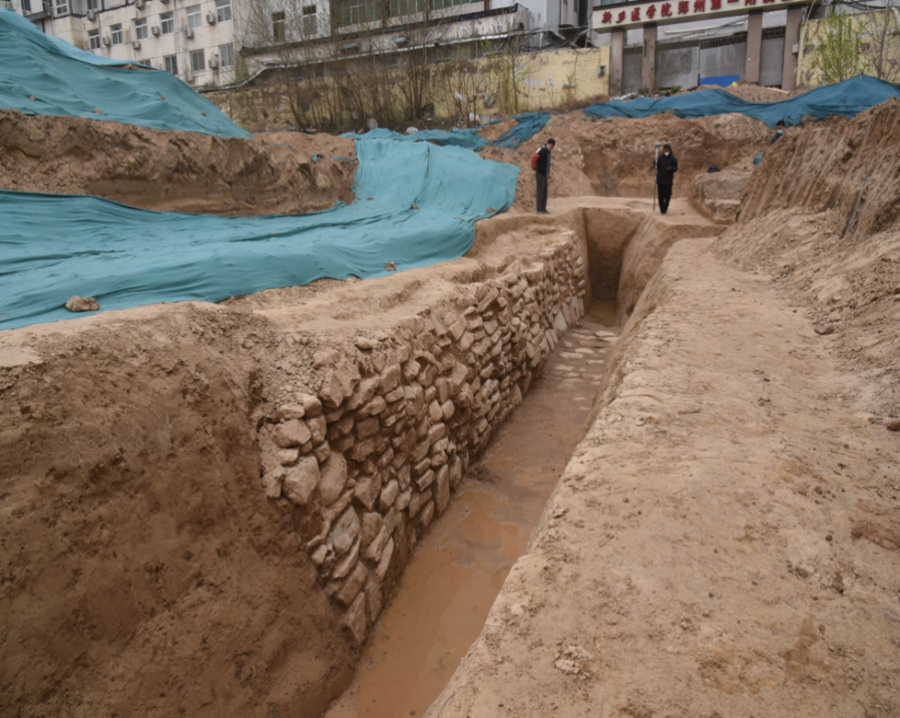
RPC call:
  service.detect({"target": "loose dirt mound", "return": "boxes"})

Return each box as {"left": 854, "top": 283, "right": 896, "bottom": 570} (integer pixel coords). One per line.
{"left": 0, "top": 110, "right": 357, "bottom": 215}
{"left": 482, "top": 111, "right": 773, "bottom": 212}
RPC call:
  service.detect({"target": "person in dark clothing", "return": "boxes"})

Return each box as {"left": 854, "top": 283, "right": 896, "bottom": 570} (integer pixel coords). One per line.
{"left": 535, "top": 139, "right": 555, "bottom": 214}
{"left": 654, "top": 143, "right": 678, "bottom": 215}
{"left": 770, "top": 119, "right": 786, "bottom": 145}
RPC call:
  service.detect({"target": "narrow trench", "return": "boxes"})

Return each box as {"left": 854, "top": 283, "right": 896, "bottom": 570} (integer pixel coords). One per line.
{"left": 325, "top": 297, "right": 620, "bottom": 718}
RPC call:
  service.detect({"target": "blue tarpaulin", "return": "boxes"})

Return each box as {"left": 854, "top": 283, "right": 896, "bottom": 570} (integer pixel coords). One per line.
{"left": 491, "top": 112, "right": 551, "bottom": 149}
{"left": 0, "top": 8, "right": 252, "bottom": 137}
{"left": 345, "top": 112, "right": 551, "bottom": 150}
{"left": 343, "top": 127, "right": 487, "bottom": 150}
{"left": 0, "top": 140, "right": 519, "bottom": 330}
{"left": 583, "top": 74, "right": 900, "bottom": 128}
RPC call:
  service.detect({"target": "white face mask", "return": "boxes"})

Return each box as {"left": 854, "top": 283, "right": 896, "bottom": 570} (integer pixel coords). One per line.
{"left": 664, "top": 151, "right": 670, "bottom": 156}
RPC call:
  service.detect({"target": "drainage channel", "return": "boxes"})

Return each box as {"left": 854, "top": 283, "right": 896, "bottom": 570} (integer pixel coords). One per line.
{"left": 324, "top": 300, "right": 619, "bottom": 718}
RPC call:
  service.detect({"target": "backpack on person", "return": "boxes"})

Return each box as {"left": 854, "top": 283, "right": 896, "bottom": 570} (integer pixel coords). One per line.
{"left": 531, "top": 148, "right": 541, "bottom": 171}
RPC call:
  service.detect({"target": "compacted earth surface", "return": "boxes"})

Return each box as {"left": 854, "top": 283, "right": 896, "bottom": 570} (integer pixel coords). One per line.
{"left": 1, "top": 95, "right": 899, "bottom": 718}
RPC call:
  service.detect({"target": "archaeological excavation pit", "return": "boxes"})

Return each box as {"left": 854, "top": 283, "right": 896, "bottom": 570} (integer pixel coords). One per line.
{"left": 0, "top": 196, "right": 718, "bottom": 718}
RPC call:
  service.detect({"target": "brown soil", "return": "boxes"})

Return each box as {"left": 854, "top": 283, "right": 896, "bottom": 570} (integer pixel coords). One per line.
{"left": 0, "top": 110, "right": 356, "bottom": 215}
{"left": 2, "top": 91, "right": 900, "bottom": 718}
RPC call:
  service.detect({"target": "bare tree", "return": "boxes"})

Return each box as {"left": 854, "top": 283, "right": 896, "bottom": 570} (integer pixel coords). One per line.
{"left": 859, "top": 0, "right": 900, "bottom": 82}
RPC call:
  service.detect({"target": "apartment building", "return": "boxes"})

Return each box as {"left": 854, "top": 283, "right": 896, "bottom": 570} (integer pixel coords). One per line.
{"left": 6, "top": 0, "right": 239, "bottom": 87}
{"left": 8, "top": 0, "right": 592, "bottom": 91}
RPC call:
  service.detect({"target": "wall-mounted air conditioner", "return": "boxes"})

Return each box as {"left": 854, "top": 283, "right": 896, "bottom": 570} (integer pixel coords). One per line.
{"left": 86, "top": 8, "right": 96, "bottom": 20}
{"left": 208, "top": 54, "right": 219, "bottom": 68}
{"left": 150, "top": 24, "right": 160, "bottom": 35}
{"left": 132, "top": 39, "right": 141, "bottom": 49}
{"left": 102, "top": 35, "right": 111, "bottom": 46}
{"left": 134, "top": 0, "right": 145, "bottom": 8}
{"left": 183, "top": 26, "right": 193, "bottom": 38}
{"left": 206, "top": 12, "right": 216, "bottom": 23}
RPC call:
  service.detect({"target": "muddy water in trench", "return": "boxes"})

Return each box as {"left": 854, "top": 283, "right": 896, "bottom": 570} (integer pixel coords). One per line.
{"left": 325, "top": 301, "right": 618, "bottom": 718}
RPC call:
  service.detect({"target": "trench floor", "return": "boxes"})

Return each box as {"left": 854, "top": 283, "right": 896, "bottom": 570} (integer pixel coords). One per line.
{"left": 324, "top": 301, "right": 620, "bottom": 718}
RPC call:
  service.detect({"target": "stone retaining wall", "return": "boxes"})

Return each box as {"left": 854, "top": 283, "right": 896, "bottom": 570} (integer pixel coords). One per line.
{"left": 256, "top": 232, "right": 586, "bottom": 644}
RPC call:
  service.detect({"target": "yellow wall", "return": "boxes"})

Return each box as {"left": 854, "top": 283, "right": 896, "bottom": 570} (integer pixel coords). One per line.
{"left": 798, "top": 11, "right": 900, "bottom": 87}
{"left": 516, "top": 47, "right": 611, "bottom": 110}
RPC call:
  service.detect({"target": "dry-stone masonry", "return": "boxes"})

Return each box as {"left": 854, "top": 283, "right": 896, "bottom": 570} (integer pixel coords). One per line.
{"left": 257, "top": 234, "right": 587, "bottom": 645}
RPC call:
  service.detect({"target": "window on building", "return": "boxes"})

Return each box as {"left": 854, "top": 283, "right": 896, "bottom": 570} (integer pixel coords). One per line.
{"left": 54, "top": 0, "right": 69, "bottom": 16}
{"left": 219, "top": 42, "right": 234, "bottom": 67}
{"left": 215, "top": 0, "right": 231, "bottom": 22}
{"left": 385, "top": 0, "right": 424, "bottom": 17}
{"left": 190, "top": 49, "right": 205, "bottom": 72}
{"left": 335, "top": 0, "right": 380, "bottom": 27}
{"left": 160, "top": 10, "right": 174, "bottom": 33}
{"left": 301, "top": 4, "right": 317, "bottom": 36}
{"left": 21, "top": 0, "right": 32, "bottom": 12}
{"left": 271, "top": 10, "right": 285, "bottom": 41}
{"left": 134, "top": 17, "right": 148, "bottom": 39}
{"left": 86, "top": 0, "right": 100, "bottom": 9}
{"left": 88, "top": 28, "right": 101, "bottom": 49}
{"left": 110, "top": 23, "right": 123, "bottom": 44}
{"left": 187, "top": 4, "right": 202, "bottom": 28}
{"left": 164, "top": 54, "right": 178, "bottom": 74}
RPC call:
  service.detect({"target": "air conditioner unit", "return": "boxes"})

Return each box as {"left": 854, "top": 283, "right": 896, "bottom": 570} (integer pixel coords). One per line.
{"left": 184, "top": 70, "right": 194, "bottom": 83}
{"left": 0, "top": 0, "right": 13, "bottom": 9}
{"left": 206, "top": 11, "right": 216, "bottom": 23}
{"left": 208, "top": 54, "right": 219, "bottom": 68}
{"left": 150, "top": 24, "right": 160, "bottom": 35}
{"left": 134, "top": 0, "right": 145, "bottom": 8}
{"left": 132, "top": 39, "right": 141, "bottom": 49}
{"left": 183, "top": 26, "right": 193, "bottom": 38}
{"left": 86, "top": 8, "right": 96, "bottom": 20}
{"left": 102, "top": 35, "right": 111, "bottom": 46}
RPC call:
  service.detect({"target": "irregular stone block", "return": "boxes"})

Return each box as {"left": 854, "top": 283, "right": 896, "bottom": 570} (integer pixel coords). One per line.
{"left": 313, "top": 441, "right": 331, "bottom": 463}
{"left": 380, "top": 364, "right": 402, "bottom": 393}
{"left": 435, "top": 465, "right": 450, "bottom": 515}
{"left": 360, "top": 512, "right": 383, "bottom": 548}
{"left": 396, "top": 488, "right": 411, "bottom": 511}
{"left": 416, "top": 469, "right": 435, "bottom": 492}
{"left": 364, "top": 524, "right": 391, "bottom": 563}
{"left": 282, "top": 456, "right": 320, "bottom": 506}
{"left": 261, "top": 467, "right": 284, "bottom": 500}
{"left": 428, "top": 400, "right": 444, "bottom": 423}
{"left": 408, "top": 488, "right": 432, "bottom": 516}
{"left": 317, "top": 453, "right": 348, "bottom": 506}
{"left": 273, "top": 403, "right": 305, "bottom": 421}
{"left": 65, "top": 296, "right": 99, "bottom": 312}
{"left": 332, "top": 540, "right": 360, "bottom": 579}
{"left": 277, "top": 448, "right": 300, "bottom": 466}
{"left": 355, "top": 416, "right": 380, "bottom": 439}
{"left": 310, "top": 544, "right": 329, "bottom": 566}
{"left": 349, "top": 437, "right": 377, "bottom": 463}
{"left": 306, "top": 415, "right": 327, "bottom": 445}
{"left": 347, "top": 377, "right": 379, "bottom": 411}
{"left": 343, "top": 592, "right": 368, "bottom": 644}
{"left": 300, "top": 394, "right": 322, "bottom": 417}
{"left": 274, "top": 419, "right": 311, "bottom": 448}
{"left": 331, "top": 508, "right": 360, "bottom": 555}
{"left": 441, "top": 400, "right": 455, "bottom": 420}
{"left": 417, "top": 501, "right": 435, "bottom": 530}
{"left": 449, "top": 454, "right": 463, "bottom": 490}
{"left": 427, "top": 423, "right": 447, "bottom": 444}
{"left": 354, "top": 474, "right": 383, "bottom": 511}
{"left": 358, "top": 396, "right": 387, "bottom": 418}
{"left": 336, "top": 563, "right": 368, "bottom": 605}
{"left": 376, "top": 537, "right": 395, "bottom": 580}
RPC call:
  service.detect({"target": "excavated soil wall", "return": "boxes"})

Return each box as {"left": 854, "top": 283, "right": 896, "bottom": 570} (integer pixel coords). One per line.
{"left": 0, "top": 208, "right": 616, "bottom": 717}
{"left": 0, "top": 111, "right": 356, "bottom": 215}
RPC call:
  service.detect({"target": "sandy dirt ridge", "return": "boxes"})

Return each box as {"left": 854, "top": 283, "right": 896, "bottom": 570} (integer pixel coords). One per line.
{"left": 0, "top": 110, "right": 356, "bottom": 215}
{"left": 425, "top": 100, "right": 900, "bottom": 718}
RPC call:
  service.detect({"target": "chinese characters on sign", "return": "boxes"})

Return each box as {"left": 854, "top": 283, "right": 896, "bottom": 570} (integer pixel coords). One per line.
{"left": 599, "top": 0, "right": 794, "bottom": 24}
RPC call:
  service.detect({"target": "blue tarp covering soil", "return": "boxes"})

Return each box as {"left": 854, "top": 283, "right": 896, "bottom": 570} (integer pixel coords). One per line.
{"left": 583, "top": 75, "right": 900, "bottom": 127}
{"left": 0, "top": 141, "right": 519, "bottom": 330}
{"left": 0, "top": 8, "right": 251, "bottom": 137}
{"left": 491, "top": 112, "right": 550, "bottom": 149}
{"left": 346, "top": 112, "right": 551, "bottom": 150}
